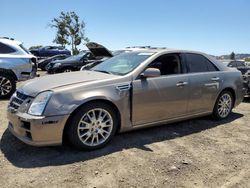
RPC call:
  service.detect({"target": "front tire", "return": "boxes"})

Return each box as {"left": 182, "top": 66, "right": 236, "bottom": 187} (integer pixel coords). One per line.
{"left": 67, "top": 102, "right": 118, "bottom": 150}
{"left": 213, "top": 91, "right": 234, "bottom": 120}
{"left": 0, "top": 71, "right": 16, "bottom": 99}
{"left": 63, "top": 68, "right": 73, "bottom": 73}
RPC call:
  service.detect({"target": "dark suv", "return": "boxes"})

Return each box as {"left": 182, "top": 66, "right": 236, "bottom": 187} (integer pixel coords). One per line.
{"left": 30, "top": 46, "right": 71, "bottom": 58}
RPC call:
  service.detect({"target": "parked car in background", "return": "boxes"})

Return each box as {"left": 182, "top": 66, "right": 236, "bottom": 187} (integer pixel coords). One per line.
{"left": 220, "top": 60, "right": 250, "bottom": 96}
{"left": 220, "top": 60, "right": 249, "bottom": 75}
{"left": 46, "top": 42, "right": 113, "bottom": 74}
{"left": 0, "top": 37, "right": 37, "bottom": 98}
{"left": 7, "top": 48, "right": 244, "bottom": 150}
{"left": 30, "top": 46, "right": 71, "bottom": 58}
{"left": 38, "top": 54, "right": 70, "bottom": 71}
{"left": 46, "top": 51, "right": 97, "bottom": 73}
{"left": 79, "top": 47, "right": 153, "bottom": 71}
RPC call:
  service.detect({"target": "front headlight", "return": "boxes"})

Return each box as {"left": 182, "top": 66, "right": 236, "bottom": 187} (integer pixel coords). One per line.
{"left": 53, "top": 63, "right": 61, "bottom": 68}
{"left": 28, "top": 91, "right": 53, "bottom": 116}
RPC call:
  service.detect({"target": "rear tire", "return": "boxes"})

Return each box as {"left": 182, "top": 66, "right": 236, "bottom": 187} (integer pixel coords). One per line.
{"left": 66, "top": 102, "right": 118, "bottom": 150}
{"left": 63, "top": 68, "right": 73, "bottom": 73}
{"left": 0, "top": 71, "right": 16, "bottom": 99}
{"left": 213, "top": 90, "right": 234, "bottom": 120}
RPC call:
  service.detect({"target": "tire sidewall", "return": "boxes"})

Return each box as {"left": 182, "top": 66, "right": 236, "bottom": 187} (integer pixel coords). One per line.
{"left": 67, "top": 102, "right": 118, "bottom": 150}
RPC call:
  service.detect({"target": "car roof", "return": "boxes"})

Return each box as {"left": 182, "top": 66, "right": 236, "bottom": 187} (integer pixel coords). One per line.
{"left": 0, "top": 38, "right": 22, "bottom": 46}
{"left": 122, "top": 47, "right": 210, "bottom": 55}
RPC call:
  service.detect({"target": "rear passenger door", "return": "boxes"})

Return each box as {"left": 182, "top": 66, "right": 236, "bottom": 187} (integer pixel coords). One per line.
{"left": 185, "top": 53, "right": 221, "bottom": 114}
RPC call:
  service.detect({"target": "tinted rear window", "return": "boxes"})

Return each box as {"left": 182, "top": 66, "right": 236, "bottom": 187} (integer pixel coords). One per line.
{"left": 0, "top": 42, "right": 16, "bottom": 54}
{"left": 236, "top": 61, "right": 245, "bottom": 67}
{"left": 228, "top": 61, "right": 237, "bottom": 67}
{"left": 186, "top": 53, "right": 218, "bottom": 73}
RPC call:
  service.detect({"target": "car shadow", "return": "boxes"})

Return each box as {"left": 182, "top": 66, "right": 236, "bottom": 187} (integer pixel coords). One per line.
{"left": 0, "top": 99, "right": 10, "bottom": 102}
{"left": 0, "top": 112, "right": 243, "bottom": 168}
{"left": 243, "top": 97, "right": 250, "bottom": 103}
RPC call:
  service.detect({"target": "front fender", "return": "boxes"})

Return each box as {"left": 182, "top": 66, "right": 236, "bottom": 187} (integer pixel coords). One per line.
{"left": 43, "top": 85, "right": 132, "bottom": 131}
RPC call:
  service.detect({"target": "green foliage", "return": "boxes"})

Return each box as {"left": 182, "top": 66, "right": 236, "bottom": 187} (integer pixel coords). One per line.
{"left": 50, "top": 11, "right": 89, "bottom": 54}
{"left": 29, "top": 45, "right": 43, "bottom": 50}
{"left": 245, "top": 57, "right": 250, "bottom": 62}
{"left": 230, "top": 52, "right": 235, "bottom": 60}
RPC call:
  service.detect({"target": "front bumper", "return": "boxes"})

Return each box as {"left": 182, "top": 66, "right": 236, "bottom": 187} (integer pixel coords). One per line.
{"left": 7, "top": 111, "right": 69, "bottom": 146}
{"left": 46, "top": 67, "right": 62, "bottom": 74}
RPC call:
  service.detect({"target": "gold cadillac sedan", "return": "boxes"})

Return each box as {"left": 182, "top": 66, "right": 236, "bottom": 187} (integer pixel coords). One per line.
{"left": 7, "top": 47, "right": 244, "bottom": 150}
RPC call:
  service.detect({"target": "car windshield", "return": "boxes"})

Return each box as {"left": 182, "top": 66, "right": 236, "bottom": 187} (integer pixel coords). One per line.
{"left": 65, "top": 52, "right": 86, "bottom": 61}
{"left": 92, "top": 52, "right": 154, "bottom": 75}
{"left": 112, "top": 50, "right": 126, "bottom": 56}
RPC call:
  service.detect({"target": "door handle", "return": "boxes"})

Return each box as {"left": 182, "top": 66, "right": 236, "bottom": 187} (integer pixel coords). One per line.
{"left": 211, "top": 77, "right": 220, "bottom": 81}
{"left": 176, "top": 81, "right": 188, "bottom": 87}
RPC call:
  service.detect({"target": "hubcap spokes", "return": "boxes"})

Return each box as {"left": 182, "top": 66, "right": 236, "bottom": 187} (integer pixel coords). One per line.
{"left": 218, "top": 93, "right": 232, "bottom": 118}
{"left": 77, "top": 108, "right": 113, "bottom": 146}
{"left": 0, "top": 76, "right": 12, "bottom": 96}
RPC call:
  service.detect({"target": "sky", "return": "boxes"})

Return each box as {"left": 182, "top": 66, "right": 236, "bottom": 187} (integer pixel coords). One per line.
{"left": 1, "top": 0, "right": 249, "bottom": 55}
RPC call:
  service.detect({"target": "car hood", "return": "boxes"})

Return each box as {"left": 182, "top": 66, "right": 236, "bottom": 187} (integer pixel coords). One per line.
{"left": 52, "top": 59, "right": 79, "bottom": 64}
{"left": 18, "top": 71, "right": 117, "bottom": 97}
{"left": 86, "top": 42, "right": 113, "bottom": 57}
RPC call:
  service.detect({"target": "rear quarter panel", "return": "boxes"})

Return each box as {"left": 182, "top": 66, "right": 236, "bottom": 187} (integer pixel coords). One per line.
{"left": 217, "top": 70, "right": 244, "bottom": 107}
{"left": 0, "top": 57, "right": 33, "bottom": 80}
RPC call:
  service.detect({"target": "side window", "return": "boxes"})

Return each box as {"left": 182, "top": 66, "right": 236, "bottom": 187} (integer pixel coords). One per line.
{"left": 148, "top": 54, "right": 182, "bottom": 76}
{"left": 186, "top": 53, "right": 218, "bottom": 73}
{"left": 236, "top": 61, "right": 245, "bottom": 67}
{"left": 206, "top": 59, "right": 218, "bottom": 71}
{"left": 86, "top": 53, "right": 96, "bottom": 60}
{"left": 0, "top": 42, "right": 16, "bottom": 54}
{"left": 228, "top": 61, "right": 236, "bottom": 67}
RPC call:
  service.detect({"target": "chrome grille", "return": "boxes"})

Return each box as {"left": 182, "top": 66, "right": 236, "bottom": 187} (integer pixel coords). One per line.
{"left": 9, "top": 91, "right": 30, "bottom": 111}
{"left": 16, "top": 91, "right": 30, "bottom": 100}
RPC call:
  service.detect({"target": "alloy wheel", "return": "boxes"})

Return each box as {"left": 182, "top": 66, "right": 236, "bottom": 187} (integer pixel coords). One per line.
{"left": 77, "top": 108, "right": 113, "bottom": 146}
{"left": 217, "top": 93, "right": 232, "bottom": 118}
{"left": 0, "top": 76, "right": 12, "bottom": 96}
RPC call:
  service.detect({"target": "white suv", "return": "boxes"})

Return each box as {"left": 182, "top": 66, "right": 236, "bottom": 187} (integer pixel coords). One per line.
{"left": 0, "top": 37, "right": 37, "bottom": 98}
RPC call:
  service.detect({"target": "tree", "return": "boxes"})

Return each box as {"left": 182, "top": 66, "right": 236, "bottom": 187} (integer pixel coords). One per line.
{"left": 50, "top": 11, "right": 89, "bottom": 55}
{"left": 230, "top": 52, "right": 235, "bottom": 60}
{"left": 245, "top": 57, "right": 250, "bottom": 62}
{"left": 29, "top": 45, "right": 43, "bottom": 50}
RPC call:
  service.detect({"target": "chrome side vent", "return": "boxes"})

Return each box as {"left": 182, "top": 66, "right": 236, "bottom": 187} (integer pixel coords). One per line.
{"left": 116, "top": 83, "right": 131, "bottom": 92}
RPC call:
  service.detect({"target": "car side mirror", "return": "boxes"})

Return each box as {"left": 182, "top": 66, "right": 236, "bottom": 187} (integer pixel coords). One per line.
{"left": 141, "top": 68, "right": 161, "bottom": 78}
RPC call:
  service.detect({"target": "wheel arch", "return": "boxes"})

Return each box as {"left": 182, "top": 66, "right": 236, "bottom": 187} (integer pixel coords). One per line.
{"left": 62, "top": 98, "right": 122, "bottom": 143}
{"left": 0, "top": 68, "right": 18, "bottom": 81}
{"left": 216, "top": 87, "right": 236, "bottom": 107}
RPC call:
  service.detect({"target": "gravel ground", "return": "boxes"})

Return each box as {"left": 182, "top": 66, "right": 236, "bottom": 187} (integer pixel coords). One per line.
{"left": 0, "top": 71, "right": 250, "bottom": 188}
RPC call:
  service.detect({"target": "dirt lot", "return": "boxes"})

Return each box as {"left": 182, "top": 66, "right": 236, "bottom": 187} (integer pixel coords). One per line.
{"left": 0, "top": 71, "right": 250, "bottom": 188}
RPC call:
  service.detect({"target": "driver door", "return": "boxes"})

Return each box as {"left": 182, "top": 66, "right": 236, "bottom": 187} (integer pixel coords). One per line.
{"left": 132, "top": 53, "right": 189, "bottom": 126}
